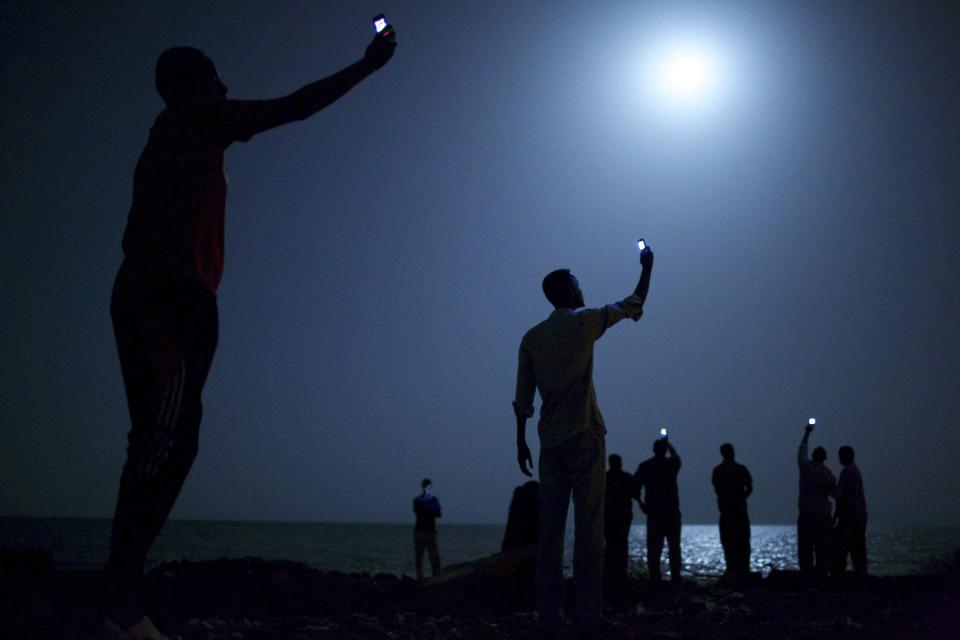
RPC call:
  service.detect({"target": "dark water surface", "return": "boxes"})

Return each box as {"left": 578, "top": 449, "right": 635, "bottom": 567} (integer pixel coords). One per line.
{"left": 2, "top": 518, "right": 956, "bottom": 578}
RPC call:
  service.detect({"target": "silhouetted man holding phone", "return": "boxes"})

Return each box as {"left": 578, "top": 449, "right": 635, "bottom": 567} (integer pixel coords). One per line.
{"left": 712, "top": 443, "right": 753, "bottom": 579}
{"left": 104, "top": 27, "right": 396, "bottom": 639}
{"left": 635, "top": 436, "right": 683, "bottom": 583}
{"left": 413, "top": 478, "right": 443, "bottom": 580}
{"left": 796, "top": 422, "right": 837, "bottom": 580}
{"left": 513, "top": 245, "right": 653, "bottom": 638}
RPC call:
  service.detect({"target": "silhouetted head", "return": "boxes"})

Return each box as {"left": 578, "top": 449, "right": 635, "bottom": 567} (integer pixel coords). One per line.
{"left": 720, "top": 443, "right": 735, "bottom": 461}
{"left": 155, "top": 47, "right": 228, "bottom": 106}
{"left": 838, "top": 445, "right": 855, "bottom": 465}
{"left": 421, "top": 478, "right": 432, "bottom": 491}
{"left": 652, "top": 439, "right": 668, "bottom": 457}
{"left": 542, "top": 269, "right": 585, "bottom": 309}
{"left": 812, "top": 446, "right": 827, "bottom": 464}
{"left": 608, "top": 454, "right": 622, "bottom": 471}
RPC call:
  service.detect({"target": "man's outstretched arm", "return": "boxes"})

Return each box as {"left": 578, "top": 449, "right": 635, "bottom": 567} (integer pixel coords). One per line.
{"left": 221, "top": 32, "right": 396, "bottom": 141}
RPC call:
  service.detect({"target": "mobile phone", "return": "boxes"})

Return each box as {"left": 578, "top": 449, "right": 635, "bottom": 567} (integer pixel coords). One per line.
{"left": 637, "top": 238, "right": 647, "bottom": 252}
{"left": 660, "top": 428, "right": 667, "bottom": 437}
{"left": 808, "top": 418, "right": 816, "bottom": 426}
{"left": 372, "top": 14, "right": 391, "bottom": 34}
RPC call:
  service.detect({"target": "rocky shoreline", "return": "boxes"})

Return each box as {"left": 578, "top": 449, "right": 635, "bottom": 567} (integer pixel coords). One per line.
{"left": 2, "top": 547, "right": 958, "bottom": 639}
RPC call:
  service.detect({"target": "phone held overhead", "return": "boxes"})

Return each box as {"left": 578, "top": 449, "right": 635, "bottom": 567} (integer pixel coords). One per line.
{"left": 372, "top": 14, "right": 395, "bottom": 38}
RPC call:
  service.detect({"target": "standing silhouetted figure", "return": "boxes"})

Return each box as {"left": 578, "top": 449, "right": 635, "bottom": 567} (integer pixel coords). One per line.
{"left": 833, "top": 445, "right": 868, "bottom": 579}
{"left": 103, "top": 31, "right": 396, "bottom": 638}
{"left": 513, "top": 247, "right": 654, "bottom": 636}
{"left": 797, "top": 423, "right": 837, "bottom": 579}
{"left": 502, "top": 480, "right": 541, "bottom": 552}
{"left": 635, "top": 437, "right": 683, "bottom": 583}
{"left": 413, "top": 478, "right": 442, "bottom": 579}
{"left": 604, "top": 454, "right": 640, "bottom": 587}
{"left": 711, "top": 443, "right": 753, "bottom": 578}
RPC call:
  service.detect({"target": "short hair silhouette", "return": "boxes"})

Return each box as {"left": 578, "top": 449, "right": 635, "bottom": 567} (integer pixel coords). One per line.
{"left": 608, "top": 454, "right": 622, "bottom": 470}
{"left": 653, "top": 439, "right": 668, "bottom": 456}
{"left": 812, "top": 446, "right": 827, "bottom": 463}
{"left": 421, "top": 478, "right": 432, "bottom": 489}
{"left": 720, "top": 443, "right": 735, "bottom": 461}
{"left": 155, "top": 47, "right": 218, "bottom": 105}
{"left": 838, "top": 445, "right": 855, "bottom": 465}
{"left": 542, "top": 269, "right": 574, "bottom": 307}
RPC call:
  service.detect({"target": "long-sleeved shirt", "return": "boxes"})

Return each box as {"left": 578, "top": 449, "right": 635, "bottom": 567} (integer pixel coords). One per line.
{"left": 797, "top": 442, "right": 837, "bottom": 517}
{"left": 837, "top": 463, "right": 868, "bottom": 522}
{"left": 513, "top": 295, "right": 644, "bottom": 448}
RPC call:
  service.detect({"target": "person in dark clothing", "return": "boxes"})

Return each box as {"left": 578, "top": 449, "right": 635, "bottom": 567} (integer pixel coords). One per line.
{"left": 711, "top": 443, "right": 753, "bottom": 578}
{"left": 104, "top": 31, "right": 396, "bottom": 640}
{"left": 604, "top": 454, "right": 640, "bottom": 585}
{"left": 413, "top": 478, "right": 443, "bottom": 579}
{"left": 635, "top": 437, "right": 682, "bottom": 583}
{"left": 833, "top": 445, "right": 868, "bottom": 579}
{"left": 797, "top": 423, "right": 837, "bottom": 579}
{"left": 502, "top": 480, "right": 540, "bottom": 552}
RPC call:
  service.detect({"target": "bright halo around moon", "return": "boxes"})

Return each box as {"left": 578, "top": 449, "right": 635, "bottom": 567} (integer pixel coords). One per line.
{"left": 628, "top": 33, "right": 735, "bottom": 121}
{"left": 663, "top": 52, "right": 712, "bottom": 96}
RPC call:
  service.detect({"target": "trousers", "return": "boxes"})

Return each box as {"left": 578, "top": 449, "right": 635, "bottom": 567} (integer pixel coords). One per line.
{"left": 414, "top": 530, "right": 441, "bottom": 579}
{"left": 646, "top": 510, "right": 682, "bottom": 582}
{"left": 797, "top": 513, "right": 832, "bottom": 577}
{"left": 604, "top": 514, "right": 632, "bottom": 582}
{"left": 105, "top": 280, "right": 218, "bottom": 622}
{"left": 832, "top": 517, "right": 867, "bottom": 577}
{"left": 718, "top": 511, "right": 751, "bottom": 575}
{"left": 536, "top": 429, "right": 605, "bottom": 626}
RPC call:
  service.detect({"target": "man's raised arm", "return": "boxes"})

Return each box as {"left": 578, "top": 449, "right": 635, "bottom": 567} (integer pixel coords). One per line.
{"left": 220, "top": 32, "right": 396, "bottom": 142}
{"left": 798, "top": 424, "right": 812, "bottom": 466}
{"left": 634, "top": 248, "right": 655, "bottom": 305}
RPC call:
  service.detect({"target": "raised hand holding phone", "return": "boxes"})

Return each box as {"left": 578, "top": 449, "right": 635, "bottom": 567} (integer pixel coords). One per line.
{"left": 372, "top": 13, "right": 396, "bottom": 39}
{"left": 364, "top": 15, "right": 397, "bottom": 70}
{"left": 638, "top": 237, "right": 654, "bottom": 270}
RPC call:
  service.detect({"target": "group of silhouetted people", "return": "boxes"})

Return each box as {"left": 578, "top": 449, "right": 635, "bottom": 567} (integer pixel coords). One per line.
{"left": 797, "top": 423, "right": 869, "bottom": 581}
{"left": 509, "top": 251, "right": 868, "bottom": 638}
{"left": 97, "top": 12, "right": 874, "bottom": 640}
{"left": 601, "top": 439, "right": 751, "bottom": 588}
{"left": 597, "top": 424, "right": 867, "bottom": 595}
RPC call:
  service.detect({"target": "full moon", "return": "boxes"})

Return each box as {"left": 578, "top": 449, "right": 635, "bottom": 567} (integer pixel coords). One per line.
{"left": 662, "top": 52, "right": 711, "bottom": 96}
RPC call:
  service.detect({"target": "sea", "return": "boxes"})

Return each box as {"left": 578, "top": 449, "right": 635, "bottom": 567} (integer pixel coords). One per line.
{"left": 1, "top": 518, "right": 957, "bottom": 579}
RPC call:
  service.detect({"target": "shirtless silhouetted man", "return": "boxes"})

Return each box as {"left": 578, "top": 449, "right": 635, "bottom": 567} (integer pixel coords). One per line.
{"left": 513, "top": 246, "right": 653, "bottom": 637}
{"left": 104, "top": 29, "right": 395, "bottom": 639}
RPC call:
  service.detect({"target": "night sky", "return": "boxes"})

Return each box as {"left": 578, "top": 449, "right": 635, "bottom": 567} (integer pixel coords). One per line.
{"left": 2, "top": 1, "right": 958, "bottom": 527}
